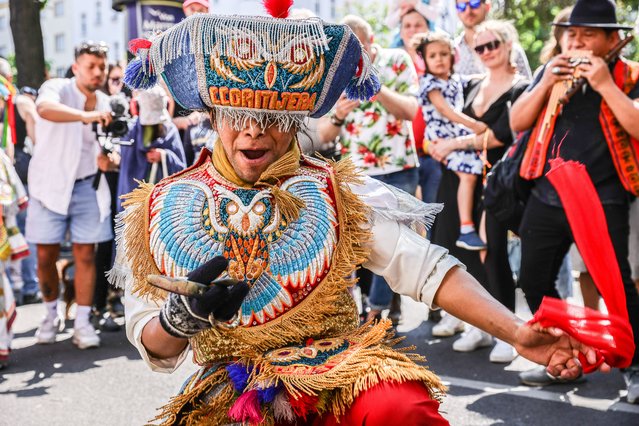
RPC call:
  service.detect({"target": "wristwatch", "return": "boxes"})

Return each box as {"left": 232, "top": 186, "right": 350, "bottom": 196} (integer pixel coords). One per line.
{"left": 330, "top": 113, "right": 345, "bottom": 127}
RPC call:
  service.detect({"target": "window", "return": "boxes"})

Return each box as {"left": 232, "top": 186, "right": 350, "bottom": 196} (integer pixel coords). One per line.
{"left": 314, "top": 0, "right": 320, "bottom": 15}
{"left": 56, "top": 67, "right": 66, "bottom": 78}
{"left": 330, "top": 0, "right": 336, "bottom": 19}
{"left": 54, "top": 1, "right": 64, "bottom": 17}
{"left": 0, "top": 16, "right": 6, "bottom": 31}
{"left": 112, "top": 11, "right": 118, "bottom": 22}
{"left": 114, "top": 41, "right": 120, "bottom": 61}
{"left": 96, "top": 1, "right": 102, "bottom": 25}
{"left": 0, "top": 46, "right": 6, "bottom": 57}
{"left": 81, "top": 13, "right": 87, "bottom": 37}
{"left": 55, "top": 33, "right": 65, "bottom": 52}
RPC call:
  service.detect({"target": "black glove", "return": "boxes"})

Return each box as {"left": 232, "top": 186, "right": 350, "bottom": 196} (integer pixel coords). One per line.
{"left": 159, "top": 256, "right": 250, "bottom": 338}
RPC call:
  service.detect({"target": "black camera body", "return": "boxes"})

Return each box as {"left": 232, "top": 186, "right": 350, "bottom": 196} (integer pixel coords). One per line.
{"left": 92, "top": 113, "right": 129, "bottom": 138}
{"left": 92, "top": 94, "right": 132, "bottom": 139}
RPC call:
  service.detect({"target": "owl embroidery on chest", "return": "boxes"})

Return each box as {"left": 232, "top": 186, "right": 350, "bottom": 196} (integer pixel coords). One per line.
{"left": 148, "top": 171, "right": 338, "bottom": 326}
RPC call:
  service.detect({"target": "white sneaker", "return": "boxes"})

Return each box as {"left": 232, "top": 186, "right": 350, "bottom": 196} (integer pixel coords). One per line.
{"left": 489, "top": 339, "right": 518, "bottom": 363}
{"left": 35, "top": 316, "right": 63, "bottom": 344}
{"left": 453, "top": 326, "right": 493, "bottom": 352}
{"left": 432, "top": 313, "right": 464, "bottom": 337}
{"left": 72, "top": 324, "right": 100, "bottom": 349}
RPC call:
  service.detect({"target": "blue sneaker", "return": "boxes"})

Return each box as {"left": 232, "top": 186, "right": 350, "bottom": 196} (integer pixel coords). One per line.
{"left": 455, "top": 231, "right": 486, "bottom": 251}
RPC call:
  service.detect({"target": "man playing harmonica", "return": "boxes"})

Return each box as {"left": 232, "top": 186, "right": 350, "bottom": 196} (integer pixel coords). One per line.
{"left": 510, "top": 0, "right": 639, "bottom": 402}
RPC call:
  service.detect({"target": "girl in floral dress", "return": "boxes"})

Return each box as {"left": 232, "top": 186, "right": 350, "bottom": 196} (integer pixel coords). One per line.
{"left": 416, "top": 32, "right": 487, "bottom": 250}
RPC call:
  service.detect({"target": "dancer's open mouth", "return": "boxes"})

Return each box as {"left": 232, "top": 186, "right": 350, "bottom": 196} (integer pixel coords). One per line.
{"left": 241, "top": 150, "right": 267, "bottom": 160}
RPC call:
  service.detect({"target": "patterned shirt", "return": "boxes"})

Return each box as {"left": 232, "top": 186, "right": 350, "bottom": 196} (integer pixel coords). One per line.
{"left": 454, "top": 32, "right": 532, "bottom": 79}
{"left": 418, "top": 73, "right": 470, "bottom": 142}
{"left": 339, "top": 46, "right": 419, "bottom": 176}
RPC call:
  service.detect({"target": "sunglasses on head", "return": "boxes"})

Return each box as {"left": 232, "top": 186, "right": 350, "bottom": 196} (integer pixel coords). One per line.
{"left": 474, "top": 40, "right": 501, "bottom": 55}
{"left": 74, "top": 41, "right": 109, "bottom": 58}
{"left": 456, "top": 0, "right": 483, "bottom": 13}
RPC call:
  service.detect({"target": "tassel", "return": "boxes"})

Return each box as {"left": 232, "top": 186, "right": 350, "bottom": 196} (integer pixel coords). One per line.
{"left": 123, "top": 58, "right": 157, "bottom": 90}
{"left": 263, "top": 0, "right": 294, "bottom": 18}
{"left": 226, "top": 362, "right": 251, "bottom": 393}
{"left": 228, "top": 389, "right": 264, "bottom": 424}
{"left": 257, "top": 385, "right": 280, "bottom": 404}
{"left": 289, "top": 392, "right": 320, "bottom": 420}
{"left": 345, "top": 72, "right": 381, "bottom": 101}
{"left": 272, "top": 391, "right": 296, "bottom": 423}
{"left": 345, "top": 55, "right": 381, "bottom": 101}
{"left": 128, "top": 38, "right": 152, "bottom": 55}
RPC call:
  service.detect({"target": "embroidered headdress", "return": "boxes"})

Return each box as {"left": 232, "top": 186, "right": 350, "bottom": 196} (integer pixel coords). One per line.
{"left": 124, "top": 0, "right": 380, "bottom": 131}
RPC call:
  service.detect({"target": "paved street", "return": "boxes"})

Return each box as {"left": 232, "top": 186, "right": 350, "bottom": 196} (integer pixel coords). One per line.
{"left": 1, "top": 293, "right": 638, "bottom": 426}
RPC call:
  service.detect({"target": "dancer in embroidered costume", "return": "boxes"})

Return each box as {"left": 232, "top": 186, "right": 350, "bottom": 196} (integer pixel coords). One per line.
{"left": 111, "top": 1, "right": 608, "bottom": 424}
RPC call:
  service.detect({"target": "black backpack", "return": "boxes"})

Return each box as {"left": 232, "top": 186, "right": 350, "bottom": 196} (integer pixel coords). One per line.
{"left": 483, "top": 130, "right": 533, "bottom": 234}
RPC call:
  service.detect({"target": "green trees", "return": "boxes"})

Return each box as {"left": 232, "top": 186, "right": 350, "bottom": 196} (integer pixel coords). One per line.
{"left": 494, "top": 0, "right": 639, "bottom": 70}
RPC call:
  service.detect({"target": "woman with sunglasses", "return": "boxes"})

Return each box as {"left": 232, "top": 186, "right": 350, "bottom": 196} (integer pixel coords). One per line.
{"left": 454, "top": 0, "right": 531, "bottom": 79}
{"left": 429, "top": 20, "right": 529, "bottom": 364}
{"left": 101, "top": 64, "right": 124, "bottom": 96}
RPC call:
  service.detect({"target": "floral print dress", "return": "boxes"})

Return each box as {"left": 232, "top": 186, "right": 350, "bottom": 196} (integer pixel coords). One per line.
{"left": 339, "top": 46, "right": 419, "bottom": 177}
{"left": 419, "top": 73, "right": 483, "bottom": 175}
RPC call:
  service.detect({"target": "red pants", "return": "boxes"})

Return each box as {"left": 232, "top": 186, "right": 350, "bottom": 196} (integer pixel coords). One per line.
{"left": 278, "top": 381, "right": 449, "bottom": 426}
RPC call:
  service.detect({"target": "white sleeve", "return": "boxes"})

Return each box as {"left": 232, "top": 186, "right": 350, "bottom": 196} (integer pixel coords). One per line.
{"left": 35, "top": 78, "right": 64, "bottom": 106}
{"left": 123, "top": 283, "right": 191, "bottom": 373}
{"left": 351, "top": 177, "right": 464, "bottom": 308}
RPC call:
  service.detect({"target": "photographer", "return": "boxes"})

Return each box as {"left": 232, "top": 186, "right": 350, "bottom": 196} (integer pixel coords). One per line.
{"left": 28, "top": 41, "right": 117, "bottom": 350}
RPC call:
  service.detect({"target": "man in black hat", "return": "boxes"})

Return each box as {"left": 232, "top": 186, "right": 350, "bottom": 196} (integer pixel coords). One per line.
{"left": 510, "top": 0, "right": 639, "bottom": 402}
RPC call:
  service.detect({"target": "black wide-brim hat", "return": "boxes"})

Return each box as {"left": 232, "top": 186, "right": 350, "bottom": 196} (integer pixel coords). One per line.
{"left": 554, "top": 0, "right": 633, "bottom": 30}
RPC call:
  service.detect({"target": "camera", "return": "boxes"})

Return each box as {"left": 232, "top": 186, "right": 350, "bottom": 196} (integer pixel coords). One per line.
{"left": 92, "top": 94, "right": 132, "bottom": 139}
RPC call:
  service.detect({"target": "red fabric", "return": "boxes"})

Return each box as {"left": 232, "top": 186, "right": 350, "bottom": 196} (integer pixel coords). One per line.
{"left": 412, "top": 56, "right": 426, "bottom": 154}
{"left": 413, "top": 108, "right": 426, "bottom": 153}
{"left": 276, "top": 381, "right": 449, "bottom": 426}
{"left": 7, "top": 94, "right": 16, "bottom": 145}
{"left": 531, "top": 158, "right": 635, "bottom": 371}
{"left": 263, "top": 0, "right": 293, "bottom": 18}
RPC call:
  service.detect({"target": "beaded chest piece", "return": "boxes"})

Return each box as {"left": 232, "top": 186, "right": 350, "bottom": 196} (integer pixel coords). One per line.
{"left": 147, "top": 158, "right": 338, "bottom": 327}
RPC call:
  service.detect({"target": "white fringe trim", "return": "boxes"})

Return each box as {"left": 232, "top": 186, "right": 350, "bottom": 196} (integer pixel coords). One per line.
{"left": 370, "top": 183, "right": 443, "bottom": 235}
{"left": 212, "top": 106, "right": 307, "bottom": 133}
{"left": 107, "top": 208, "right": 132, "bottom": 289}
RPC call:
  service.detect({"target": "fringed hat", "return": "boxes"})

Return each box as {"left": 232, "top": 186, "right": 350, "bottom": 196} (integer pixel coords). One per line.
{"left": 124, "top": 0, "right": 380, "bottom": 131}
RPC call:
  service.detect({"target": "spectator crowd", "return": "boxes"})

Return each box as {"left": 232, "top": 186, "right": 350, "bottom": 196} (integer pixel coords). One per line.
{"left": 0, "top": 0, "right": 638, "bottom": 410}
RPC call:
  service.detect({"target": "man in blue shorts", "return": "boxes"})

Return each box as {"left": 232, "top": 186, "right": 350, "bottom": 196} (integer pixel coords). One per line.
{"left": 28, "top": 41, "right": 117, "bottom": 349}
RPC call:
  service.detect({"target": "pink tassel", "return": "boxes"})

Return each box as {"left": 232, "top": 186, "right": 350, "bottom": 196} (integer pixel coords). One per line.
{"left": 273, "top": 391, "right": 295, "bottom": 423}
{"left": 228, "top": 390, "right": 264, "bottom": 425}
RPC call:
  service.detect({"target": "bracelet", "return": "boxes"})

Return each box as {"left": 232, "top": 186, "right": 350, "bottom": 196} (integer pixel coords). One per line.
{"left": 330, "top": 114, "right": 345, "bottom": 127}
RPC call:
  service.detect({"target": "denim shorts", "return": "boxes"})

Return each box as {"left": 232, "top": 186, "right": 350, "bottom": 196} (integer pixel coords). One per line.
{"left": 26, "top": 179, "right": 113, "bottom": 244}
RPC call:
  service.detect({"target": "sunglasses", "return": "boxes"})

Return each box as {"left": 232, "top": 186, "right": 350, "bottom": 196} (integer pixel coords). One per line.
{"left": 474, "top": 40, "right": 501, "bottom": 55}
{"left": 109, "top": 77, "right": 122, "bottom": 84}
{"left": 456, "top": 0, "right": 483, "bottom": 13}
{"left": 74, "top": 41, "right": 109, "bottom": 58}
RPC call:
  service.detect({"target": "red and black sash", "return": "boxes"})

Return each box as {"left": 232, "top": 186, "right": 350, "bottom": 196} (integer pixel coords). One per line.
{"left": 520, "top": 58, "right": 639, "bottom": 196}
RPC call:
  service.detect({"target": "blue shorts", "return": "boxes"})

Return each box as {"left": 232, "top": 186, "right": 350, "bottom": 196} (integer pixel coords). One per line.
{"left": 26, "top": 179, "right": 113, "bottom": 244}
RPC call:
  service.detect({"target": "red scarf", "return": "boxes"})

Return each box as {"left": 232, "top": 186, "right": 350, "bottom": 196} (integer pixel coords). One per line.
{"left": 520, "top": 58, "right": 639, "bottom": 196}
{"left": 530, "top": 158, "right": 635, "bottom": 371}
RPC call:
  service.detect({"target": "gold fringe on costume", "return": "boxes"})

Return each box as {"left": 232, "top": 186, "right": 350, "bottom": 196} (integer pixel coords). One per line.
{"left": 207, "top": 156, "right": 373, "bottom": 353}
{"left": 152, "top": 367, "right": 235, "bottom": 426}
{"left": 246, "top": 319, "right": 446, "bottom": 419}
{"left": 117, "top": 181, "right": 166, "bottom": 302}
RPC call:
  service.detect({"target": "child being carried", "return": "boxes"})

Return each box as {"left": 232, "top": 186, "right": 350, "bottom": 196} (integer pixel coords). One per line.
{"left": 415, "top": 32, "right": 487, "bottom": 251}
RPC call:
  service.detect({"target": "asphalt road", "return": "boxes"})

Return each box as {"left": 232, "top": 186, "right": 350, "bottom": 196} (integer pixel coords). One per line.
{"left": 1, "top": 293, "right": 638, "bottom": 426}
